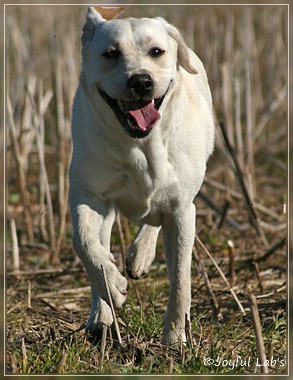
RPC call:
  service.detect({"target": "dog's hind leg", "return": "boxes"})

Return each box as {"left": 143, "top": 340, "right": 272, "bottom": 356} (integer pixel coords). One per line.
{"left": 126, "top": 225, "right": 161, "bottom": 279}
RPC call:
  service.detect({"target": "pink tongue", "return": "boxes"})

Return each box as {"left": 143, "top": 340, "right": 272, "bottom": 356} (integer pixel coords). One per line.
{"left": 128, "top": 102, "right": 161, "bottom": 131}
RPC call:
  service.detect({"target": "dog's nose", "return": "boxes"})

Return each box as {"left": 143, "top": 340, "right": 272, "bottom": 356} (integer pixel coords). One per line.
{"left": 128, "top": 74, "right": 153, "bottom": 97}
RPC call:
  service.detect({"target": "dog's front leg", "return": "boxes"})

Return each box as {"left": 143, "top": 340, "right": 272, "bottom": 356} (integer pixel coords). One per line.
{"left": 86, "top": 285, "right": 113, "bottom": 341}
{"left": 70, "top": 189, "right": 128, "bottom": 335}
{"left": 161, "top": 204, "right": 195, "bottom": 346}
{"left": 126, "top": 225, "right": 161, "bottom": 279}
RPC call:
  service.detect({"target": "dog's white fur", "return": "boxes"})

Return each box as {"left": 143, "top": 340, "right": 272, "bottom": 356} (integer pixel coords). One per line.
{"left": 70, "top": 7, "right": 214, "bottom": 345}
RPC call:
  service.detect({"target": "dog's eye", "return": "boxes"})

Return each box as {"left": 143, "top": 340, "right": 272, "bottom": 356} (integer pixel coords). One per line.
{"left": 149, "top": 47, "right": 165, "bottom": 58}
{"left": 102, "top": 49, "right": 121, "bottom": 60}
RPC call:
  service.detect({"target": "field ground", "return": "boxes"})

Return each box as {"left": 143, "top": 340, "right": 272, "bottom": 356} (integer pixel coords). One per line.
{"left": 5, "top": 4, "right": 287, "bottom": 375}
{"left": 6, "top": 222, "right": 287, "bottom": 374}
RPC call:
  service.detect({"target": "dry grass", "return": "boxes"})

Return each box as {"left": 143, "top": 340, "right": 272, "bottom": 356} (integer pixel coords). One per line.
{"left": 5, "top": 4, "right": 287, "bottom": 375}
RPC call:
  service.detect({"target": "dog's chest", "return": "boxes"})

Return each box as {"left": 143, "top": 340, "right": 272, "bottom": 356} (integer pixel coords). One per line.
{"left": 99, "top": 143, "right": 173, "bottom": 220}
{"left": 101, "top": 152, "right": 163, "bottom": 200}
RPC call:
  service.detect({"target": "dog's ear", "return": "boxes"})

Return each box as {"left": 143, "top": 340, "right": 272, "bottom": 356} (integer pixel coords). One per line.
{"left": 156, "top": 18, "right": 198, "bottom": 74}
{"left": 82, "top": 6, "right": 125, "bottom": 46}
{"left": 93, "top": 6, "right": 125, "bottom": 20}
{"left": 81, "top": 7, "right": 105, "bottom": 46}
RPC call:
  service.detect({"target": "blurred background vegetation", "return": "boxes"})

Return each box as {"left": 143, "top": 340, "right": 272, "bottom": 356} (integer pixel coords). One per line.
{"left": 6, "top": 5, "right": 287, "bottom": 252}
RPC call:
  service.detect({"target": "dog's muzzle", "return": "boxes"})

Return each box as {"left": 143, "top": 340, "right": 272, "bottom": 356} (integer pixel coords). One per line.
{"left": 98, "top": 75, "right": 172, "bottom": 139}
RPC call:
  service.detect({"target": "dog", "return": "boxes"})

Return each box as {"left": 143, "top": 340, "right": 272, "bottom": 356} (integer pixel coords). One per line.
{"left": 69, "top": 6, "right": 214, "bottom": 346}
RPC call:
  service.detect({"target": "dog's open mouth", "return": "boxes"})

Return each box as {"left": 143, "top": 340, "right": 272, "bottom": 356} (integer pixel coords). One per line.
{"left": 99, "top": 88, "right": 168, "bottom": 138}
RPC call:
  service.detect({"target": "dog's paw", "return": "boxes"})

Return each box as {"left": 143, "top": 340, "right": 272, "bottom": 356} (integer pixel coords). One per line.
{"left": 85, "top": 322, "right": 107, "bottom": 345}
{"left": 85, "top": 296, "right": 113, "bottom": 344}
{"left": 126, "top": 249, "right": 152, "bottom": 279}
{"left": 85, "top": 323, "right": 120, "bottom": 347}
{"left": 162, "top": 312, "right": 188, "bottom": 346}
{"left": 92, "top": 260, "right": 128, "bottom": 308}
{"left": 126, "top": 225, "right": 159, "bottom": 279}
{"left": 162, "top": 327, "right": 187, "bottom": 346}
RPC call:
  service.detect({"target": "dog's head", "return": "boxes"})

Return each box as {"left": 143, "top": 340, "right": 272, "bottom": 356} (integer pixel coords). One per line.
{"left": 81, "top": 7, "right": 198, "bottom": 138}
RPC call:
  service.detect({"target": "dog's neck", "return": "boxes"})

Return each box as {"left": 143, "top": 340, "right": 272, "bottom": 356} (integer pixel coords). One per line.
{"left": 79, "top": 72, "right": 101, "bottom": 114}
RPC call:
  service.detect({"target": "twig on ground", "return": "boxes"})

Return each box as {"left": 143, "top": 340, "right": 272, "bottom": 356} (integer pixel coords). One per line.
{"left": 185, "top": 313, "right": 193, "bottom": 348}
{"left": 56, "top": 351, "right": 68, "bottom": 373}
{"left": 259, "top": 221, "right": 286, "bottom": 232}
{"left": 236, "top": 237, "right": 286, "bottom": 272}
{"left": 131, "top": 279, "right": 143, "bottom": 316}
{"left": 227, "top": 240, "right": 236, "bottom": 287}
{"left": 10, "top": 219, "right": 20, "bottom": 271}
{"left": 195, "top": 299, "right": 286, "bottom": 312}
{"left": 40, "top": 298, "right": 61, "bottom": 312}
{"left": 100, "top": 325, "right": 107, "bottom": 371}
{"left": 204, "top": 176, "right": 284, "bottom": 222}
{"left": 116, "top": 213, "right": 127, "bottom": 276}
{"left": 256, "top": 238, "right": 286, "bottom": 264}
{"left": 180, "top": 339, "right": 185, "bottom": 368}
{"left": 234, "top": 78, "right": 244, "bottom": 168}
{"left": 27, "top": 280, "right": 32, "bottom": 309}
{"left": 33, "top": 285, "right": 90, "bottom": 299}
{"left": 217, "top": 199, "right": 231, "bottom": 229}
{"left": 218, "top": 121, "right": 268, "bottom": 247}
{"left": 195, "top": 235, "right": 246, "bottom": 316}
{"left": 194, "top": 322, "right": 203, "bottom": 358}
{"left": 7, "top": 267, "right": 84, "bottom": 278}
{"left": 10, "top": 352, "right": 19, "bottom": 374}
{"left": 253, "top": 262, "right": 264, "bottom": 294}
{"left": 197, "top": 191, "right": 245, "bottom": 231}
{"left": 21, "top": 337, "right": 27, "bottom": 372}
{"left": 169, "top": 356, "right": 174, "bottom": 374}
{"left": 256, "top": 282, "right": 286, "bottom": 299}
{"left": 249, "top": 294, "right": 269, "bottom": 374}
{"left": 193, "top": 247, "right": 222, "bottom": 319}
{"left": 101, "top": 266, "right": 123, "bottom": 348}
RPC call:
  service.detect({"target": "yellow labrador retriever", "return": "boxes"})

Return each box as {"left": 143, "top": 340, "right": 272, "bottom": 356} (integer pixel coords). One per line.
{"left": 70, "top": 7, "right": 214, "bottom": 345}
